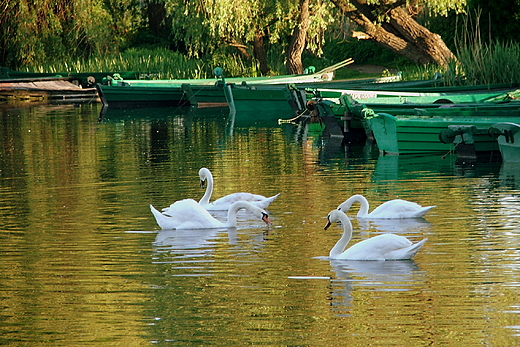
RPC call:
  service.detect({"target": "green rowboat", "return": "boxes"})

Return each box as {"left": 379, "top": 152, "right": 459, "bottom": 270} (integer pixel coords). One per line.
{"left": 364, "top": 106, "right": 520, "bottom": 161}
{"left": 488, "top": 122, "right": 520, "bottom": 162}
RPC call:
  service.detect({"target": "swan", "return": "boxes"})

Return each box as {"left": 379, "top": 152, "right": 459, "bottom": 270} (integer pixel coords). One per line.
{"left": 196, "top": 167, "right": 280, "bottom": 210}
{"left": 150, "top": 199, "right": 271, "bottom": 230}
{"left": 337, "top": 194, "right": 435, "bottom": 219}
{"left": 324, "top": 210, "right": 427, "bottom": 260}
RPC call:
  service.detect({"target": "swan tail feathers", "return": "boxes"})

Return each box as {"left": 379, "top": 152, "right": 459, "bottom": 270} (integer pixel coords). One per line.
{"left": 266, "top": 193, "right": 281, "bottom": 203}
{"left": 404, "top": 238, "right": 427, "bottom": 259}
{"left": 255, "top": 193, "right": 281, "bottom": 209}
{"left": 385, "top": 238, "right": 427, "bottom": 260}
{"left": 150, "top": 204, "right": 177, "bottom": 230}
{"left": 416, "top": 205, "right": 436, "bottom": 218}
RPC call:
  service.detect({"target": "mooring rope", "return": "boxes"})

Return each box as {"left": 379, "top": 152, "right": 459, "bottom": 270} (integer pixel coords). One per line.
{"left": 277, "top": 108, "right": 309, "bottom": 124}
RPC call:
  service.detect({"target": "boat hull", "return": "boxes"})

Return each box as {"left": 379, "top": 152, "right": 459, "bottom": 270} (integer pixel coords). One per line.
{"left": 367, "top": 112, "right": 517, "bottom": 155}
{"left": 97, "top": 84, "right": 192, "bottom": 107}
{"left": 489, "top": 122, "right": 520, "bottom": 162}
{"left": 229, "top": 83, "right": 306, "bottom": 114}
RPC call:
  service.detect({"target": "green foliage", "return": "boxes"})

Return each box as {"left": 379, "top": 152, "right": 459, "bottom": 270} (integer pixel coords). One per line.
{"left": 465, "top": 0, "right": 520, "bottom": 43}
{"left": 439, "top": 11, "right": 520, "bottom": 85}
{"left": 7, "top": 0, "right": 69, "bottom": 66}
{"left": 0, "top": 0, "right": 142, "bottom": 68}
{"left": 265, "top": 45, "right": 288, "bottom": 75}
{"left": 423, "top": 0, "right": 466, "bottom": 16}
{"left": 399, "top": 63, "right": 447, "bottom": 81}
{"left": 322, "top": 38, "right": 406, "bottom": 67}
{"left": 163, "top": 0, "right": 333, "bottom": 61}
{"left": 304, "top": 0, "right": 336, "bottom": 56}
{"left": 1, "top": 0, "right": 519, "bottom": 81}
{"left": 73, "top": 0, "right": 115, "bottom": 55}
{"left": 165, "top": 0, "right": 281, "bottom": 57}
{"left": 400, "top": 37, "right": 520, "bottom": 86}
{"left": 127, "top": 29, "right": 173, "bottom": 50}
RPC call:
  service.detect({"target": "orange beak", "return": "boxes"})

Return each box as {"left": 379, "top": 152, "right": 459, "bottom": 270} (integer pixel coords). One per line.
{"left": 324, "top": 217, "right": 332, "bottom": 230}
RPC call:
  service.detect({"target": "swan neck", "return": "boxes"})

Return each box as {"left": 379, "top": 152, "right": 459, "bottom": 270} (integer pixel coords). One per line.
{"left": 349, "top": 195, "right": 369, "bottom": 217}
{"left": 226, "top": 202, "right": 248, "bottom": 227}
{"left": 330, "top": 213, "right": 353, "bottom": 258}
{"left": 339, "top": 195, "right": 370, "bottom": 217}
{"left": 199, "top": 170, "right": 213, "bottom": 205}
{"left": 357, "top": 196, "right": 370, "bottom": 217}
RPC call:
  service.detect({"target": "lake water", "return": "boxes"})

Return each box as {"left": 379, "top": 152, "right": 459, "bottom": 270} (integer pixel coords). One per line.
{"left": 1, "top": 102, "right": 520, "bottom": 345}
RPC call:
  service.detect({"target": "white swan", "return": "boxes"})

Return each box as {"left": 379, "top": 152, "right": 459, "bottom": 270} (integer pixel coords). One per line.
{"left": 324, "top": 210, "right": 427, "bottom": 260}
{"left": 150, "top": 199, "right": 271, "bottom": 230}
{"left": 196, "top": 167, "right": 280, "bottom": 210}
{"left": 337, "top": 194, "right": 435, "bottom": 219}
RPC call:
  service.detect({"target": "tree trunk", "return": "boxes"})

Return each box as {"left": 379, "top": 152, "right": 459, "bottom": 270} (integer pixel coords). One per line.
{"left": 148, "top": 0, "right": 166, "bottom": 35}
{"left": 286, "top": 0, "right": 310, "bottom": 74}
{"left": 331, "top": 0, "right": 456, "bottom": 66}
{"left": 253, "top": 31, "right": 270, "bottom": 75}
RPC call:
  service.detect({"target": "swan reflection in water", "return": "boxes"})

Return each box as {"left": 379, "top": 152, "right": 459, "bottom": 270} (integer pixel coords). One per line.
{"left": 499, "top": 162, "right": 520, "bottom": 189}
{"left": 152, "top": 222, "right": 271, "bottom": 260}
{"left": 357, "top": 218, "right": 432, "bottom": 234}
{"left": 328, "top": 259, "right": 423, "bottom": 316}
{"left": 153, "top": 228, "right": 231, "bottom": 249}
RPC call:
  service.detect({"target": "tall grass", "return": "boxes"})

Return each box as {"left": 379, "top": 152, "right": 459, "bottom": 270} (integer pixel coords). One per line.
{"left": 452, "top": 11, "right": 520, "bottom": 85}
{"left": 400, "top": 40, "right": 520, "bottom": 86}
{"left": 455, "top": 39, "right": 520, "bottom": 86}
{"left": 22, "top": 48, "right": 263, "bottom": 79}
{"left": 400, "top": 59, "right": 461, "bottom": 85}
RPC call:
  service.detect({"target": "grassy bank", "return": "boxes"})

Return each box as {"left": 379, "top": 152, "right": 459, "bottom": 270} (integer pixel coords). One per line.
{"left": 20, "top": 39, "right": 520, "bottom": 86}
{"left": 21, "top": 48, "right": 263, "bottom": 80}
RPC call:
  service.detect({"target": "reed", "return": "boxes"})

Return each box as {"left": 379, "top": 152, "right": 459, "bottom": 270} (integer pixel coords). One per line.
{"left": 399, "top": 64, "right": 442, "bottom": 81}
{"left": 26, "top": 49, "right": 209, "bottom": 79}
{"left": 450, "top": 11, "right": 520, "bottom": 86}
{"left": 22, "top": 48, "right": 263, "bottom": 79}
{"left": 400, "top": 39, "right": 520, "bottom": 86}
{"left": 456, "top": 40, "right": 520, "bottom": 85}
{"left": 398, "top": 10, "right": 520, "bottom": 86}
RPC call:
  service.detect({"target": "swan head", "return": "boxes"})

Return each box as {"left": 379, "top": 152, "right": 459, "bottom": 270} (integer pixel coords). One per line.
{"left": 253, "top": 207, "right": 271, "bottom": 225}
{"left": 199, "top": 167, "right": 211, "bottom": 188}
{"left": 324, "top": 210, "right": 343, "bottom": 230}
{"left": 261, "top": 212, "right": 271, "bottom": 225}
{"left": 230, "top": 201, "right": 271, "bottom": 225}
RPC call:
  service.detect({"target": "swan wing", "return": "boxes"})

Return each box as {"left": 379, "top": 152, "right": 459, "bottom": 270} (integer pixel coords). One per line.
{"left": 153, "top": 199, "right": 225, "bottom": 229}
{"left": 170, "top": 199, "right": 225, "bottom": 229}
{"left": 338, "top": 234, "right": 416, "bottom": 261}
{"left": 251, "top": 193, "right": 280, "bottom": 209}
{"left": 368, "top": 199, "right": 435, "bottom": 219}
{"left": 161, "top": 199, "right": 200, "bottom": 220}
{"left": 385, "top": 238, "right": 428, "bottom": 260}
{"left": 150, "top": 204, "right": 181, "bottom": 230}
